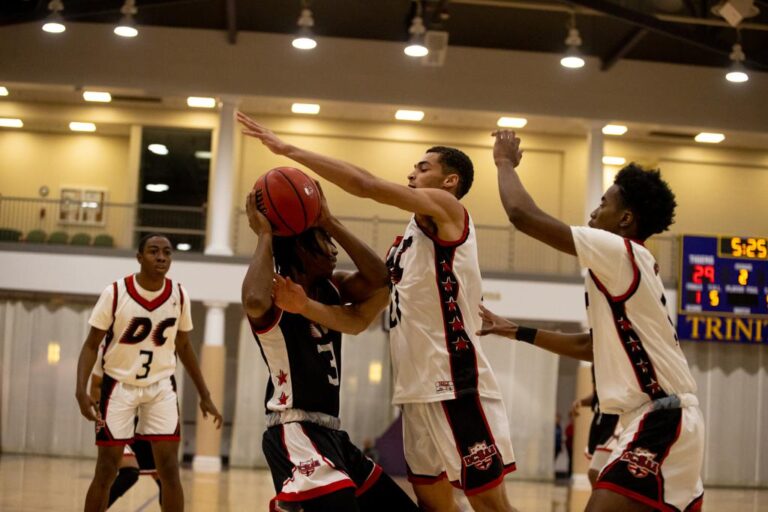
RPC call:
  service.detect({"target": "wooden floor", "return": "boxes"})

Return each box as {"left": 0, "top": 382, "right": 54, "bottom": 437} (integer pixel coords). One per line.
{"left": 1, "top": 454, "right": 766, "bottom": 512}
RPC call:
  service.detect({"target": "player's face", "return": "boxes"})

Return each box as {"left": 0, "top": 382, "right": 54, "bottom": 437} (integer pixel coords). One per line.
{"left": 407, "top": 153, "right": 452, "bottom": 190}
{"left": 588, "top": 184, "right": 627, "bottom": 234}
{"left": 138, "top": 236, "right": 173, "bottom": 277}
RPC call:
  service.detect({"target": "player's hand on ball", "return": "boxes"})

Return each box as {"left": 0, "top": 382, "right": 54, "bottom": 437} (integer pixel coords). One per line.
{"left": 236, "top": 112, "right": 291, "bottom": 155}
{"left": 492, "top": 129, "right": 523, "bottom": 168}
{"left": 476, "top": 303, "right": 518, "bottom": 338}
{"left": 273, "top": 275, "right": 309, "bottom": 314}
{"left": 246, "top": 190, "right": 273, "bottom": 235}
{"left": 200, "top": 396, "right": 223, "bottom": 429}
{"left": 76, "top": 391, "right": 101, "bottom": 422}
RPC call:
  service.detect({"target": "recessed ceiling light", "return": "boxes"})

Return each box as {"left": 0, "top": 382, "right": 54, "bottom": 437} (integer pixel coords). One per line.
{"left": 395, "top": 110, "right": 424, "bottom": 122}
{"left": 602, "top": 124, "right": 628, "bottom": 136}
{"left": 291, "top": 103, "right": 320, "bottom": 115}
{"left": 187, "top": 96, "right": 216, "bottom": 108}
{"left": 176, "top": 243, "right": 191, "bottom": 251}
{"left": 146, "top": 183, "right": 169, "bottom": 193}
{"left": 69, "top": 122, "right": 96, "bottom": 132}
{"left": 694, "top": 132, "right": 725, "bottom": 144}
{"left": 195, "top": 150, "right": 212, "bottom": 159}
{"left": 497, "top": 117, "right": 528, "bottom": 129}
{"left": 83, "top": 91, "right": 112, "bottom": 103}
{"left": 602, "top": 156, "right": 626, "bottom": 166}
{"left": 0, "top": 86, "right": 8, "bottom": 96}
{"left": 0, "top": 118, "right": 23, "bottom": 128}
{"left": 148, "top": 144, "right": 169, "bottom": 155}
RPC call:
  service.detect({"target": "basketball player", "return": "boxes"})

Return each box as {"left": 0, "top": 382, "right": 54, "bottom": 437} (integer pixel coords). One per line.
{"left": 242, "top": 187, "right": 418, "bottom": 511}
{"left": 481, "top": 129, "right": 704, "bottom": 512}
{"left": 90, "top": 342, "right": 163, "bottom": 508}
{"left": 75, "top": 234, "right": 223, "bottom": 512}
{"left": 237, "top": 112, "right": 520, "bottom": 512}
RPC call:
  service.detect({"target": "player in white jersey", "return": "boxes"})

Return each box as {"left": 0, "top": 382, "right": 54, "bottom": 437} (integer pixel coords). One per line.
{"left": 237, "top": 112, "right": 520, "bottom": 512}
{"left": 75, "top": 234, "right": 222, "bottom": 512}
{"left": 480, "top": 129, "right": 704, "bottom": 512}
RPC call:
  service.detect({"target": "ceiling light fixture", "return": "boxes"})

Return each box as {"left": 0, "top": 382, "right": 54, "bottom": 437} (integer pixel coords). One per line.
{"left": 176, "top": 243, "right": 192, "bottom": 251}
{"left": 560, "top": 12, "right": 585, "bottom": 69}
{"left": 146, "top": 183, "right": 170, "bottom": 193}
{"left": 695, "top": 132, "right": 725, "bottom": 144}
{"left": 602, "top": 124, "right": 628, "bottom": 136}
{"left": 292, "top": 2, "right": 317, "bottom": 50}
{"left": 602, "top": 156, "right": 626, "bottom": 166}
{"left": 291, "top": 103, "right": 320, "bottom": 115}
{"left": 0, "top": 86, "right": 8, "bottom": 96}
{"left": 725, "top": 40, "right": 749, "bottom": 83}
{"left": 497, "top": 117, "right": 528, "bottom": 128}
{"left": 0, "top": 118, "right": 24, "bottom": 128}
{"left": 69, "top": 122, "right": 96, "bottom": 132}
{"left": 114, "top": 0, "right": 138, "bottom": 38}
{"left": 187, "top": 96, "right": 216, "bottom": 108}
{"left": 83, "top": 91, "right": 112, "bottom": 102}
{"left": 148, "top": 143, "right": 169, "bottom": 155}
{"left": 42, "top": 0, "right": 66, "bottom": 34}
{"left": 194, "top": 150, "right": 212, "bottom": 159}
{"left": 395, "top": 109, "right": 425, "bottom": 121}
{"left": 404, "top": 2, "right": 429, "bottom": 57}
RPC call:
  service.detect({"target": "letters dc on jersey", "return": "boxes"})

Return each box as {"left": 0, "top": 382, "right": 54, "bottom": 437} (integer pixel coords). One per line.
{"left": 249, "top": 279, "right": 343, "bottom": 418}
{"left": 386, "top": 210, "right": 502, "bottom": 404}
{"left": 89, "top": 275, "right": 192, "bottom": 386}
{"left": 571, "top": 227, "right": 697, "bottom": 415}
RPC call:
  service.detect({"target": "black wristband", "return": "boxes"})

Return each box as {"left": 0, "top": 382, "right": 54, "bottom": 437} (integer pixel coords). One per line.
{"left": 516, "top": 326, "right": 538, "bottom": 344}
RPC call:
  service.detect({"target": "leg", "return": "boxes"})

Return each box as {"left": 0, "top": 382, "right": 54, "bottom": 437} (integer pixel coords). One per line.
{"left": 587, "top": 469, "right": 600, "bottom": 488}
{"left": 586, "top": 489, "right": 654, "bottom": 512}
{"left": 467, "top": 484, "right": 520, "bottom": 512}
{"left": 107, "top": 453, "right": 140, "bottom": 507}
{"left": 151, "top": 440, "right": 183, "bottom": 512}
{"left": 84, "top": 444, "right": 125, "bottom": 512}
{"left": 413, "top": 479, "right": 460, "bottom": 512}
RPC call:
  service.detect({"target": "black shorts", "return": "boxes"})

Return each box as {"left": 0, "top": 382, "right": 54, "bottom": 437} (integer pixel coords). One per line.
{"left": 263, "top": 422, "right": 381, "bottom": 503}
{"left": 587, "top": 412, "right": 620, "bottom": 455}
{"left": 128, "top": 439, "right": 157, "bottom": 474}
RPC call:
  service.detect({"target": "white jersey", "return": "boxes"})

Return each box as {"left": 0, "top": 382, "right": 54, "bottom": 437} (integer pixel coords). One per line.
{"left": 572, "top": 226, "right": 697, "bottom": 415}
{"left": 89, "top": 274, "right": 192, "bottom": 387}
{"left": 386, "top": 210, "right": 502, "bottom": 404}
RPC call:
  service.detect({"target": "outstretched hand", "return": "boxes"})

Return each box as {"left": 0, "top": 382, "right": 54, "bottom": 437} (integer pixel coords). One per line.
{"left": 273, "top": 275, "right": 309, "bottom": 314}
{"left": 476, "top": 303, "right": 518, "bottom": 338}
{"left": 200, "top": 395, "right": 223, "bottom": 429}
{"left": 236, "top": 111, "right": 292, "bottom": 155}
{"left": 492, "top": 129, "right": 523, "bottom": 167}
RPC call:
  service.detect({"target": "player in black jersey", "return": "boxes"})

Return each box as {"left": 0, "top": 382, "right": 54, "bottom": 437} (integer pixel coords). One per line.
{"left": 242, "top": 186, "right": 418, "bottom": 512}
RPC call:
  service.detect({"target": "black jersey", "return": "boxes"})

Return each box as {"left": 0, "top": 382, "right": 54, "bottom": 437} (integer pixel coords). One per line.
{"left": 249, "top": 279, "right": 343, "bottom": 418}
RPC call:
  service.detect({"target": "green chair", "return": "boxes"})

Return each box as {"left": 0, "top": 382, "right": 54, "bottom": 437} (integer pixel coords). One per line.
{"left": 47, "top": 231, "right": 69, "bottom": 245}
{"left": 70, "top": 233, "right": 92, "bottom": 246}
{"left": 93, "top": 234, "right": 114, "bottom": 248}
{"left": 26, "top": 229, "right": 47, "bottom": 243}
{"left": 0, "top": 228, "right": 22, "bottom": 242}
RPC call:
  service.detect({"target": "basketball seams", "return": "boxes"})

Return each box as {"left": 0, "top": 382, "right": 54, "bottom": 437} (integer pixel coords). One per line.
{"left": 254, "top": 167, "right": 320, "bottom": 236}
{"left": 275, "top": 168, "right": 310, "bottom": 233}
{"left": 263, "top": 173, "right": 298, "bottom": 235}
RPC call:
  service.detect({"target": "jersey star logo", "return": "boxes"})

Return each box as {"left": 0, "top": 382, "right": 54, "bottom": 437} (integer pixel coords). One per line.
{"left": 647, "top": 378, "right": 662, "bottom": 394}
{"left": 277, "top": 392, "right": 289, "bottom": 405}
{"left": 276, "top": 369, "right": 288, "bottom": 385}
{"left": 635, "top": 360, "right": 649, "bottom": 374}
{"left": 442, "top": 278, "right": 454, "bottom": 293}
{"left": 445, "top": 297, "right": 458, "bottom": 312}
{"left": 454, "top": 337, "right": 470, "bottom": 351}
{"left": 627, "top": 337, "right": 641, "bottom": 352}
{"left": 440, "top": 260, "right": 452, "bottom": 272}
{"left": 618, "top": 318, "right": 633, "bottom": 331}
{"left": 449, "top": 316, "right": 464, "bottom": 332}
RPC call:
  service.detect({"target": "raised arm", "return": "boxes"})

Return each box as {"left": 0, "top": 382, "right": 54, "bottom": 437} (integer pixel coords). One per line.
{"left": 75, "top": 327, "right": 107, "bottom": 422}
{"left": 236, "top": 112, "right": 463, "bottom": 226}
{"left": 493, "top": 130, "right": 576, "bottom": 256}
{"left": 477, "top": 304, "right": 593, "bottom": 361}
{"left": 175, "top": 330, "right": 223, "bottom": 429}
{"left": 241, "top": 189, "right": 278, "bottom": 325}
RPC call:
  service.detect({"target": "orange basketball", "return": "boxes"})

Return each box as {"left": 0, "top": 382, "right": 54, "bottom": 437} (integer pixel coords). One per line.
{"left": 253, "top": 167, "right": 322, "bottom": 236}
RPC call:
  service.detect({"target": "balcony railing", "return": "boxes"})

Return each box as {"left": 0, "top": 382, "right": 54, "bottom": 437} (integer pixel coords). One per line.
{"left": 0, "top": 196, "right": 678, "bottom": 284}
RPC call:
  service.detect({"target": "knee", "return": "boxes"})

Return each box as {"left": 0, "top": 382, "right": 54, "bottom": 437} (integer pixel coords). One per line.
{"left": 588, "top": 469, "right": 600, "bottom": 487}
{"left": 154, "top": 457, "right": 180, "bottom": 483}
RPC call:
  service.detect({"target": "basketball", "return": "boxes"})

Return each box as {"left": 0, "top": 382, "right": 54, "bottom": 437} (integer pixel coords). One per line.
{"left": 253, "top": 167, "right": 322, "bottom": 236}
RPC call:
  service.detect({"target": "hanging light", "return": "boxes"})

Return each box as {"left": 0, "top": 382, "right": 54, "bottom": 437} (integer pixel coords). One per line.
{"left": 114, "top": 0, "right": 138, "bottom": 38}
{"left": 725, "top": 42, "right": 749, "bottom": 83}
{"left": 404, "top": 2, "right": 429, "bottom": 57}
{"left": 292, "top": 3, "right": 317, "bottom": 50}
{"left": 560, "top": 13, "right": 585, "bottom": 69}
{"left": 42, "top": 0, "right": 66, "bottom": 34}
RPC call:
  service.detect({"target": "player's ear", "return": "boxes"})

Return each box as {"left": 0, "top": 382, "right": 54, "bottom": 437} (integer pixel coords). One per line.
{"left": 619, "top": 209, "right": 634, "bottom": 228}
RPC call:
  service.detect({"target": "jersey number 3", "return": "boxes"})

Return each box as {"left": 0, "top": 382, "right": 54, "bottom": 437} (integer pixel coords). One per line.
{"left": 317, "top": 342, "right": 340, "bottom": 386}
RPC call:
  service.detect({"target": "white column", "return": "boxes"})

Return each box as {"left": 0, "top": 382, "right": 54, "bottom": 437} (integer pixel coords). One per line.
{"left": 585, "top": 123, "right": 605, "bottom": 224}
{"left": 192, "top": 301, "right": 228, "bottom": 473}
{"left": 204, "top": 97, "right": 240, "bottom": 256}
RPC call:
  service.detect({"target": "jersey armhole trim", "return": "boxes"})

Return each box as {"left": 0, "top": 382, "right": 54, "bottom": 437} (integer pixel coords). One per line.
{"left": 588, "top": 239, "right": 640, "bottom": 302}
{"left": 415, "top": 208, "right": 470, "bottom": 247}
{"left": 249, "top": 307, "right": 284, "bottom": 335}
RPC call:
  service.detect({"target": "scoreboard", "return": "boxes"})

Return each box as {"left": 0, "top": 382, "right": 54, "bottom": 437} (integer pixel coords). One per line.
{"left": 677, "top": 235, "right": 768, "bottom": 343}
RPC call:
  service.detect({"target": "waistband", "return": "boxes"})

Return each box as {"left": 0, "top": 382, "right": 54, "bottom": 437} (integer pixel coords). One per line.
{"left": 266, "top": 409, "right": 341, "bottom": 430}
{"left": 620, "top": 393, "right": 699, "bottom": 427}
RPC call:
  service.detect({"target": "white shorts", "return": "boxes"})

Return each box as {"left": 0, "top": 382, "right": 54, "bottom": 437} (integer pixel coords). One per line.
{"left": 596, "top": 397, "right": 704, "bottom": 511}
{"left": 403, "top": 395, "right": 516, "bottom": 496}
{"left": 96, "top": 374, "right": 180, "bottom": 445}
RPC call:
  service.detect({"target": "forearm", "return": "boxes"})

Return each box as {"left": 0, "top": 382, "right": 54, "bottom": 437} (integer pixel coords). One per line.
{"left": 242, "top": 233, "right": 275, "bottom": 314}
{"left": 76, "top": 345, "right": 98, "bottom": 397}
{"left": 177, "top": 342, "right": 211, "bottom": 398}
{"left": 496, "top": 160, "right": 539, "bottom": 226}
{"left": 324, "top": 217, "right": 388, "bottom": 289}
{"left": 302, "top": 289, "right": 388, "bottom": 335}
{"left": 530, "top": 330, "right": 593, "bottom": 362}
{"left": 284, "top": 145, "right": 375, "bottom": 198}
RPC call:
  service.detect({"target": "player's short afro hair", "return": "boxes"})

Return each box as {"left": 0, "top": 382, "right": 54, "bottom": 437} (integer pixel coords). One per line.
{"left": 614, "top": 164, "right": 677, "bottom": 240}
{"left": 427, "top": 146, "right": 474, "bottom": 198}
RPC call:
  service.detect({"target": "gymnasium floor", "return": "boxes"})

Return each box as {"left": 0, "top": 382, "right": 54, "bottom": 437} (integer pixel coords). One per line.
{"left": 1, "top": 455, "right": 766, "bottom": 511}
